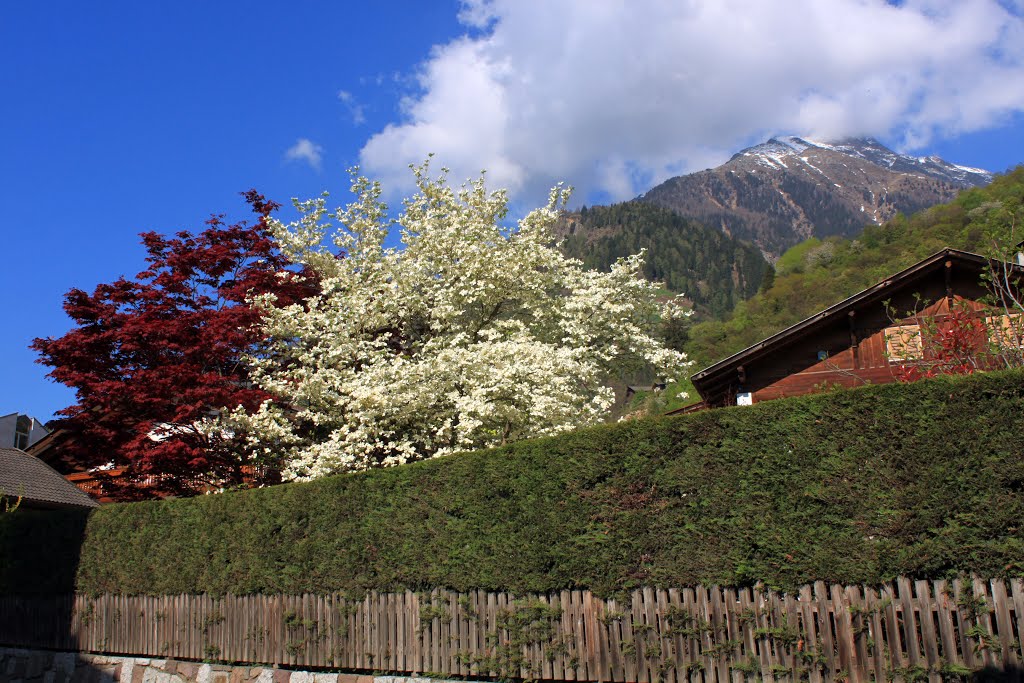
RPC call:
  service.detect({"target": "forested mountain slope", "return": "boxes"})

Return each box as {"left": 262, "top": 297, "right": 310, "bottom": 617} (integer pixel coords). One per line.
{"left": 557, "top": 201, "right": 768, "bottom": 316}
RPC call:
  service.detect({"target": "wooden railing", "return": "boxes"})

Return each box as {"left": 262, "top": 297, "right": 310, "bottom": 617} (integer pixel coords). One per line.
{"left": 64, "top": 465, "right": 272, "bottom": 503}
{"left": 2, "top": 578, "right": 1022, "bottom": 682}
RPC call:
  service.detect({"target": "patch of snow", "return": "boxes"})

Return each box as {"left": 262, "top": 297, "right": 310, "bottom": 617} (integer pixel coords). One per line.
{"left": 951, "top": 162, "right": 991, "bottom": 175}
{"left": 798, "top": 157, "right": 830, "bottom": 179}
{"left": 778, "top": 136, "right": 810, "bottom": 152}
{"left": 802, "top": 138, "right": 837, "bottom": 151}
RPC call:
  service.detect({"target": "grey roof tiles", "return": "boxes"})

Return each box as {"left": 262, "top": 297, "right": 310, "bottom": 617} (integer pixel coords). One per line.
{"left": 0, "top": 447, "right": 99, "bottom": 509}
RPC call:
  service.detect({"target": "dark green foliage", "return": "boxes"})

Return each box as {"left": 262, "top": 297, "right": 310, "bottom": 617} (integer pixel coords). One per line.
{"left": 0, "top": 508, "right": 89, "bottom": 593}
{"left": 3, "top": 371, "right": 1023, "bottom": 597}
{"left": 559, "top": 201, "right": 768, "bottom": 317}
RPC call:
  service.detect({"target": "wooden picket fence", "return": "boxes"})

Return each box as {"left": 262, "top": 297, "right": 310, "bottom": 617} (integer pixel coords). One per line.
{"left": 2, "top": 577, "right": 1023, "bottom": 682}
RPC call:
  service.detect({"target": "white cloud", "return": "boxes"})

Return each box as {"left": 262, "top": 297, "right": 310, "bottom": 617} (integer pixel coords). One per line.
{"left": 338, "top": 90, "right": 366, "bottom": 125}
{"left": 285, "top": 138, "right": 324, "bottom": 170}
{"left": 359, "top": 0, "right": 1024, "bottom": 205}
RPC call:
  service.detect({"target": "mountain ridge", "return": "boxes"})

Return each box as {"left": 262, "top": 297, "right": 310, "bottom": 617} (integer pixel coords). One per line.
{"left": 639, "top": 136, "right": 992, "bottom": 257}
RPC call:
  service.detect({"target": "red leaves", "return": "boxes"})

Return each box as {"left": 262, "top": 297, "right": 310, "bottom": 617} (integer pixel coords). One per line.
{"left": 896, "top": 305, "right": 986, "bottom": 383}
{"left": 32, "top": 190, "right": 314, "bottom": 497}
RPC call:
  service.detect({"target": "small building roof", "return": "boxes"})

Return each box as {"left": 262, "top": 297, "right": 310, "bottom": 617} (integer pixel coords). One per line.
{"left": 689, "top": 248, "right": 1008, "bottom": 404}
{"left": 0, "top": 447, "right": 99, "bottom": 510}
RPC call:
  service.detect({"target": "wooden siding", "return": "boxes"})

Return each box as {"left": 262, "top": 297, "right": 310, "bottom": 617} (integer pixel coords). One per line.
{"left": 745, "top": 297, "right": 999, "bottom": 405}
{"left": 3, "top": 578, "right": 1023, "bottom": 682}
{"left": 692, "top": 252, "right": 1020, "bottom": 408}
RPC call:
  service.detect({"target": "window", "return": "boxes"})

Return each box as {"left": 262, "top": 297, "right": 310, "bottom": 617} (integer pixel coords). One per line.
{"left": 885, "top": 324, "right": 923, "bottom": 362}
{"left": 985, "top": 313, "right": 1024, "bottom": 349}
{"left": 13, "top": 415, "right": 32, "bottom": 450}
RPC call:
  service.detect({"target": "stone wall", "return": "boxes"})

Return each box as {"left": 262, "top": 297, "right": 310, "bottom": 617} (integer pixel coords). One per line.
{"left": 0, "top": 648, "right": 452, "bottom": 683}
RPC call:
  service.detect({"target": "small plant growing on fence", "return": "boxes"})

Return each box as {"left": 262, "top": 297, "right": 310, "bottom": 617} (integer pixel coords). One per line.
{"left": 283, "top": 610, "right": 317, "bottom": 631}
{"left": 684, "top": 660, "right": 705, "bottom": 680}
{"left": 333, "top": 596, "right": 362, "bottom": 632}
{"left": 964, "top": 625, "right": 999, "bottom": 654}
{"left": 955, "top": 592, "right": 990, "bottom": 622}
{"left": 644, "top": 639, "right": 663, "bottom": 660}
{"left": 731, "top": 657, "right": 759, "bottom": 678}
{"left": 889, "top": 664, "right": 929, "bottom": 683}
{"left": 200, "top": 611, "right": 225, "bottom": 635}
{"left": 457, "top": 594, "right": 477, "bottom": 620}
{"left": 753, "top": 625, "right": 801, "bottom": 646}
{"left": 633, "top": 621, "right": 656, "bottom": 637}
{"left": 76, "top": 602, "right": 96, "bottom": 627}
{"left": 797, "top": 641, "right": 828, "bottom": 671}
{"left": 737, "top": 607, "right": 757, "bottom": 627}
{"left": 281, "top": 610, "right": 324, "bottom": 659}
{"left": 653, "top": 657, "right": 676, "bottom": 683}
{"left": 665, "top": 606, "right": 713, "bottom": 639}
{"left": 704, "top": 639, "right": 741, "bottom": 659}
{"left": 938, "top": 661, "right": 974, "bottom": 682}
{"left": 459, "top": 598, "right": 564, "bottom": 682}
{"left": 418, "top": 598, "right": 452, "bottom": 634}
{"left": 245, "top": 625, "right": 268, "bottom": 645}
{"left": 598, "top": 608, "right": 625, "bottom": 625}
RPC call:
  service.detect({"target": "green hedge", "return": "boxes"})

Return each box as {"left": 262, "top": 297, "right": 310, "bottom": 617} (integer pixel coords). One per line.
{"left": 4, "top": 371, "right": 1024, "bottom": 596}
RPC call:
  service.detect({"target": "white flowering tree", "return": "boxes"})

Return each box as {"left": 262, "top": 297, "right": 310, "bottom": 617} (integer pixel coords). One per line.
{"left": 232, "top": 163, "right": 690, "bottom": 479}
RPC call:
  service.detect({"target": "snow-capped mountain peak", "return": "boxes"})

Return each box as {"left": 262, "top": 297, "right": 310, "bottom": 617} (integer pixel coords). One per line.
{"left": 729, "top": 136, "right": 992, "bottom": 186}
{"left": 641, "top": 136, "right": 993, "bottom": 257}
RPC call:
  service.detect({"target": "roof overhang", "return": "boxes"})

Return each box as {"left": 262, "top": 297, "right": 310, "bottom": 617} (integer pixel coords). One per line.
{"left": 690, "top": 248, "right": 1012, "bottom": 401}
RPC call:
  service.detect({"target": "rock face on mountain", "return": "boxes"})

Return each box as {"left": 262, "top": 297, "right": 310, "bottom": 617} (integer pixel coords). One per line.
{"left": 639, "top": 137, "right": 992, "bottom": 257}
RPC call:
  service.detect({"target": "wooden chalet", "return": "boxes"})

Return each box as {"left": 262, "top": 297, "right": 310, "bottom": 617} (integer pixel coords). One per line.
{"left": 687, "top": 248, "right": 1023, "bottom": 409}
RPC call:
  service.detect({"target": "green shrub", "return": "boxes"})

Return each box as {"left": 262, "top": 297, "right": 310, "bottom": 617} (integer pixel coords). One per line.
{"left": 3, "top": 370, "right": 1023, "bottom": 596}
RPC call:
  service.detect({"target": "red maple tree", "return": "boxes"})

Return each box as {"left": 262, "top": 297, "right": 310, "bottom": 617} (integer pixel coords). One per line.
{"left": 33, "top": 191, "right": 314, "bottom": 496}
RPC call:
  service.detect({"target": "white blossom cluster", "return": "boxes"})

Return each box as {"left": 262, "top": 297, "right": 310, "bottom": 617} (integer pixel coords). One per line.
{"left": 231, "top": 163, "right": 690, "bottom": 480}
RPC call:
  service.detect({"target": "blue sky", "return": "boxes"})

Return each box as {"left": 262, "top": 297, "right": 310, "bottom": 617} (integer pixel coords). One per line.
{"left": 3, "top": 0, "right": 1024, "bottom": 423}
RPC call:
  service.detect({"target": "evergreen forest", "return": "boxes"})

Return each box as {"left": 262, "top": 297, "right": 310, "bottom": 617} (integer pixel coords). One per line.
{"left": 558, "top": 201, "right": 769, "bottom": 317}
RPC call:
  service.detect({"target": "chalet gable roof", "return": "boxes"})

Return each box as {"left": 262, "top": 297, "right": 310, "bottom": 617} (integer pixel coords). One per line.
{"left": 690, "top": 248, "right": 999, "bottom": 397}
{"left": 0, "top": 447, "right": 99, "bottom": 510}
